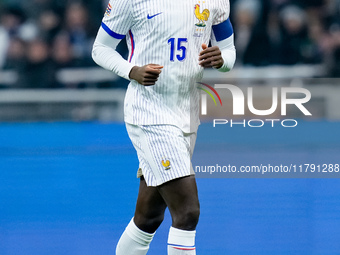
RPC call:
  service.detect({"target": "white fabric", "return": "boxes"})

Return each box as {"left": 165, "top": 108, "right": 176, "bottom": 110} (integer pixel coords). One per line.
{"left": 116, "top": 218, "right": 155, "bottom": 255}
{"left": 92, "top": 27, "right": 134, "bottom": 80}
{"left": 93, "top": 0, "right": 232, "bottom": 133}
{"left": 168, "top": 227, "right": 196, "bottom": 246}
{"left": 212, "top": 34, "right": 236, "bottom": 72}
{"left": 168, "top": 227, "right": 196, "bottom": 255}
{"left": 126, "top": 123, "right": 197, "bottom": 187}
{"left": 213, "top": 0, "right": 231, "bottom": 25}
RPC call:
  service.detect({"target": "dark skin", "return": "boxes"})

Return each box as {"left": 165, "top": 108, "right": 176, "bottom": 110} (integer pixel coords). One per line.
{"left": 199, "top": 43, "right": 224, "bottom": 69}
{"left": 134, "top": 175, "right": 200, "bottom": 233}
{"left": 129, "top": 64, "right": 163, "bottom": 86}
{"left": 129, "top": 44, "right": 222, "bottom": 233}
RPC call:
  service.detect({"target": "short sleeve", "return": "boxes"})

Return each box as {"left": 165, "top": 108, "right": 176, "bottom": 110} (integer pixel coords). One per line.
{"left": 101, "top": 0, "right": 133, "bottom": 39}
{"left": 213, "top": 0, "right": 230, "bottom": 25}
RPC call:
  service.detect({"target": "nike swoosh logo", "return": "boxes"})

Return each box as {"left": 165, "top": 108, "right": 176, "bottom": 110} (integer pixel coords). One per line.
{"left": 147, "top": 12, "right": 163, "bottom": 19}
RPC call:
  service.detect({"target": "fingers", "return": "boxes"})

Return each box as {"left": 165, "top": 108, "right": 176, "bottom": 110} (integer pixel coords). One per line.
{"left": 139, "top": 64, "right": 163, "bottom": 86}
{"left": 141, "top": 75, "right": 159, "bottom": 85}
{"left": 140, "top": 76, "right": 159, "bottom": 86}
{"left": 143, "top": 81, "right": 158, "bottom": 86}
{"left": 198, "top": 46, "right": 222, "bottom": 68}
{"left": 199, "top": 46, "right": 221, "bottom": 59}
{"left": 145, "top": 65, "right": 163, "bottom": 75}
{"left": 211, "top": 59, "right": 223, "bottom": 69}
{"left": 148, "top": 64, "right": 164, "bottom": 75}
{"left": 148, "top": 64, "right": 164, "bottom": 69}
{"left": 200, "top": 57, "right": 223, "bottom": 68}
{"left": 200, "top": 45, "right": 219, "bottom": 55}
{"left": 129, "top": 64, "right": 162, "bottom": 86}
{"left": 199, "top": 54, "right": 221, "bottom": 65}
{"left": 201, "top": 43, "right": 208, "bottom": 50}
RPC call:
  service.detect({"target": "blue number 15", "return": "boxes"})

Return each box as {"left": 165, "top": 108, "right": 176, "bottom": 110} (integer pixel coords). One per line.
{"left": 168, "top": 38, "right": 188, "bottom": 62}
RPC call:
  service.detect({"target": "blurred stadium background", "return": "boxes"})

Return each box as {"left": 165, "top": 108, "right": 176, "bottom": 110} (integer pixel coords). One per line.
{"left": 1, "top": 0, "right": 340, "bottom": 254}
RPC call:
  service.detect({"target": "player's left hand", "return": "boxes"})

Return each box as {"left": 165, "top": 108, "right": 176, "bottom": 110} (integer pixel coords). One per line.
{"left": 199, "top": 43, "right": 224, "bottom": 69}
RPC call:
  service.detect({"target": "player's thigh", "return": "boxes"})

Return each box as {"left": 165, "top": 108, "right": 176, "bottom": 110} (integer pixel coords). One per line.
{"left": 135, "top": 177, "right": 167, "bottom": 220}
{"left": 157, "top": 175, "right": 200, "bottom": 223}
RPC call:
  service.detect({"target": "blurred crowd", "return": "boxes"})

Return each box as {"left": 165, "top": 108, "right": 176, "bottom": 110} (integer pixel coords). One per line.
{"left": 230, "top": 0, "right": 340, "bottom": 75}
{"left": 0, "top": 0, "right": 339, "bottom": 89}
{"left": 0, "top": 0, "right": 129, "bottom": 88}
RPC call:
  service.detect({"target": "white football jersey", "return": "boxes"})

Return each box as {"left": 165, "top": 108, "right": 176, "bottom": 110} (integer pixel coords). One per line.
{"left": 102, "top": 0, "right": 230, "bottom": 132}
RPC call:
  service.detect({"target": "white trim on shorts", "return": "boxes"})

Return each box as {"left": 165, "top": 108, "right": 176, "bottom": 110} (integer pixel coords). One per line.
{"left": 126, "top": 123, "right": 197, "bottom": 187}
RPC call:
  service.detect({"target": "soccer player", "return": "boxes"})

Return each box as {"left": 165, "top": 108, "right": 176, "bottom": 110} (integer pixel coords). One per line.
{"left": 92, "top": 0, "right": 236, "bottom": 254}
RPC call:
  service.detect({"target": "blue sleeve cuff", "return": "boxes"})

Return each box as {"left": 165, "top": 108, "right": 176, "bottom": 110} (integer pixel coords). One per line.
{"left": 212, "top": 18, "right": 233, "bottom": 42}
{"left": 101, "top": 22, "right": 126, "bottom": 40}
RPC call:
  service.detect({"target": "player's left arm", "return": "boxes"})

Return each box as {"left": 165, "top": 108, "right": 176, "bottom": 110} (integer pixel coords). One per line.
{"left": 199, "top": 18, "right": 236, "bottom": 72}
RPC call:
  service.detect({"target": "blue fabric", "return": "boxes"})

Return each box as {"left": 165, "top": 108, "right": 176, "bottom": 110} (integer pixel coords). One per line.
{"left": 101, "top": 22, "right": 125, "bottom": 39}
{"left": 212, "top": 18, "right": 233, "bottom": 41}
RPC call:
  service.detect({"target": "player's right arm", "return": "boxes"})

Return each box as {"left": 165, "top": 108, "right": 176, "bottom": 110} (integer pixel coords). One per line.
{"left": 92, "top": 27, "right": 134, "bottom": 80}
{"left": 129, "top": 64, "right": 163, "bottom": 86}
{"left": 92, "top": 0, "right": 162, "bottom": 86}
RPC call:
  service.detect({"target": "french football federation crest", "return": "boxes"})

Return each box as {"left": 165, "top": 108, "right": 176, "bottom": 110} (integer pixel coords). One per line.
{"left": 194, "top": 4, "right": 210, "bottom": 27}
{"left": 162, "top": 159, "right": 171, "bottom": 170}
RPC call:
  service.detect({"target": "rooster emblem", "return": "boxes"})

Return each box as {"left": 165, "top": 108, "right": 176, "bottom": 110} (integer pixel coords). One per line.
{"left": 194, "top": 4, "right": 210, "bottom": 27}
{"left": 162, "top": 159, "right": 171, "bottom": 170}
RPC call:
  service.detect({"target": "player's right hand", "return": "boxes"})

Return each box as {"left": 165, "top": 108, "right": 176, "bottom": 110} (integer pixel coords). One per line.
{"left": 129, "top": 64, "right": 163, "bottom": 86}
